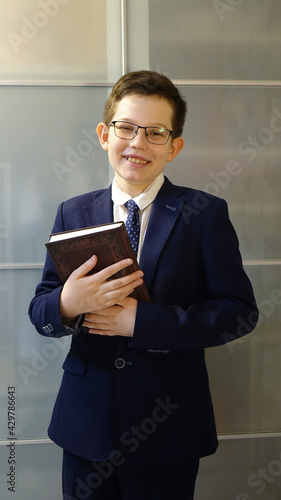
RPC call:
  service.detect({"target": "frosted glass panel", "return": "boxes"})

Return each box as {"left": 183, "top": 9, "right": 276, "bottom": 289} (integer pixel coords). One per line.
{"left": 0, "top": 0, "right": 117, "bottom": 80}
{"left": 149, "top": 0, "right": 281, "bottom": 81}
{"left": 165, "top": 86, "right": 281, "bottom": 260}
{"left": 0, "top": 87, "right": 110, "bottom": 264}
{"left": 195, "top": 437, "right": 281, "bottom": 499}
{"left": 0, "top": 269, "right": 70, "bottom": 441}
{"left": 0, "top": 442, "right": 62, "bottom": 499}
{"left": 206, "top": 265, "right": 281, "bottom": 435}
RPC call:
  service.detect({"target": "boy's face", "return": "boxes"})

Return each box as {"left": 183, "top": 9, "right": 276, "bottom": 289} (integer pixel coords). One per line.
{"left": 97, "top": 95, "right": 184, "bottom": 197}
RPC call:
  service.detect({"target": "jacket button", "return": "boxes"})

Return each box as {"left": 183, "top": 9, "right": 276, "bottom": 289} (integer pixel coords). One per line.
{"left": 115, "top": 358, "right": 125, "bottom": 369}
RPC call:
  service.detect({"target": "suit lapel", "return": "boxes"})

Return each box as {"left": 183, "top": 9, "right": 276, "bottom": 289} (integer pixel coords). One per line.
{"left": 140, "top": 179, "right": 184, "bottom": 291}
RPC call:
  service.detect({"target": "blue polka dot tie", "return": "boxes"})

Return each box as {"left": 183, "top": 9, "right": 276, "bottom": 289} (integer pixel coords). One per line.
{"left": 125, "top": 199, "right": 140, "bottom": 256}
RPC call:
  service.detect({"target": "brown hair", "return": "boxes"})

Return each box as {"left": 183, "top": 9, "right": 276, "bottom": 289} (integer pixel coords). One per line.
{"left": 103, "top": 70, "right": 187, "bottom": 138}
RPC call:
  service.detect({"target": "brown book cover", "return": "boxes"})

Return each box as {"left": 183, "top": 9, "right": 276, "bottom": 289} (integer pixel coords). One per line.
{"left": 45, "top": 221, "right": 150, "bottom": 302}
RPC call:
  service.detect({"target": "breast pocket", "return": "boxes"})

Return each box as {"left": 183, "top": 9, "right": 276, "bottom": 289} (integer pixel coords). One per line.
{"left": 160, "top": 245, "right": 192, "bottom": 262}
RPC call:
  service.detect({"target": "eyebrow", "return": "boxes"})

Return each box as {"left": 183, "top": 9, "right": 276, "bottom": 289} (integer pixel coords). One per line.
{"left": 116, "top": 119, "right": 171, "bottom": 129}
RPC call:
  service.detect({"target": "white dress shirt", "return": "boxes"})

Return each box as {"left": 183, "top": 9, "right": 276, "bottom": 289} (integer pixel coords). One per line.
{"left": 111, "top": 173, "right": 165, "bottom": 262}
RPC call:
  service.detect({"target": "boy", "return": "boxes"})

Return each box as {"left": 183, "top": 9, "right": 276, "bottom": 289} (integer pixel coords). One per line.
{"left": 29, "top": 70, "right": 258, "bottom": 499}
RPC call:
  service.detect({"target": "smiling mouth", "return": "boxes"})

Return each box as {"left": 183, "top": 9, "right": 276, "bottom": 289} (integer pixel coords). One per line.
{"left": 125, "top": 156, "right": 149, "bottom": 165}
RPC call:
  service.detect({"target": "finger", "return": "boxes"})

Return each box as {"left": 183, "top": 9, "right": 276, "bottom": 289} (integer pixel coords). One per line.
{"left": 103, "top": 272, "right": 143, "bottom": 293}
{"left": 84, "top": 312, "right": 108, "bottom": 323}
{"left": 84, "top": 320, "right": 109, "bottom": 329}
{"left": 70, "top": 254, "right": 98, "bottom": 279}
{"left": 102, "top": 279, "right": 143, "bottom": 305}
{"left": 83, "top": 316, "right": 111, "bottom": 329}
{"left": 96, "top": 258, "right": 134, "bottom": 282}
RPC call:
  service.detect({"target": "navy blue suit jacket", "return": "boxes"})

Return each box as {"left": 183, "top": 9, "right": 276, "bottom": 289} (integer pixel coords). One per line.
{"left": 29, "top": 177, "right": 258, "bottom": 464}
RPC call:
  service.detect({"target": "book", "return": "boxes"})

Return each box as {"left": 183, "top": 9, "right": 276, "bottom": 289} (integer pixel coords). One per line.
{"left": 45, "top": 221, "right": 150, "bottom": 302}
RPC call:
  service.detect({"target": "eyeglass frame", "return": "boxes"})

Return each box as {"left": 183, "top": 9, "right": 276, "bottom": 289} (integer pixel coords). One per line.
{"left": 108, "top": 120, "right": 174, "bottom": 145}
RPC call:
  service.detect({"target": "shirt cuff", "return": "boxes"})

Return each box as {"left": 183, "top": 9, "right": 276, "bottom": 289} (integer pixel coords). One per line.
{"left": 62, "top": 314, "right": 85, "bottom": 333}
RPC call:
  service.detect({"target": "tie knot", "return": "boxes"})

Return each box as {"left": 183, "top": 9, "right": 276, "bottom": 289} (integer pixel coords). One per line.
{"left": 125, "top": 199, "right": 139, "bottom": 214}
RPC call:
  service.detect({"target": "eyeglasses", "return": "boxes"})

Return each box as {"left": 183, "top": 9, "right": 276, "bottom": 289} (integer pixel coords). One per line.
{"left": 108, "top": 121, "right": 174, "bottom": 145}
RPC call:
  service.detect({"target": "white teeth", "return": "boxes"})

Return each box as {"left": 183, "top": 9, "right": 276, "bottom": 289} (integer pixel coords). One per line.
{"left": 127, "top": 156, "right": 148, "bottom": 165}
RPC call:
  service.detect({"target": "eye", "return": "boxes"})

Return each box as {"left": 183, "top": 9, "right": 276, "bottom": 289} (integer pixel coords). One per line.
{"left": 117, "top": 123, "right": 135, "bottom": 132}
{"left": 149, "top": 128, "right": 166, "bottom": 137}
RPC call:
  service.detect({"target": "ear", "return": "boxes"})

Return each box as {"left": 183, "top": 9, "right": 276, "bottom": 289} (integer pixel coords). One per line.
{"left": 167, "top": 137, "right": 184, "bottom": 162}
{"left": 96, "top": 122, "right": 110, "bottom": 151}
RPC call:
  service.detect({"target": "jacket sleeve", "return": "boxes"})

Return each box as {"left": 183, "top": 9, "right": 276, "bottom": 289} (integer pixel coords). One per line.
{"left": 28, "top": 202, "right": 84, "bottom": 338}
{"left": 130, "top": 198, "right": 259, "bottom": 351}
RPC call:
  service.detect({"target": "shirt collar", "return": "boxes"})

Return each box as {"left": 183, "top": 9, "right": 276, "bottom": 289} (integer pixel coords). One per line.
{"left": 111, "top": 174, "right": 165, "bottom": 211}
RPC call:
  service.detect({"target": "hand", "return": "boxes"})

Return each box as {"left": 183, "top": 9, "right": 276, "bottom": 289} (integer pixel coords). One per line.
{"left": 83, "top": 297, "right": 138, "bottom": 337}
{"left": 59, "top": 255, "right": 143, "bottom": 321}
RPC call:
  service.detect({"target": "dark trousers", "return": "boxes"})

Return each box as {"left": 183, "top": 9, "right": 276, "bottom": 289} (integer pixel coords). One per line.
{"left": 62, "top": 450, "right": 199, "bottom": 500}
